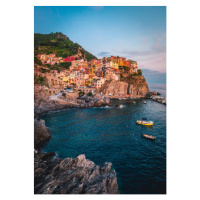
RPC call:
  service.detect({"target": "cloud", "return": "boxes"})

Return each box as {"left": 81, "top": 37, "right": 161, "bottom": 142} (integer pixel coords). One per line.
{"left": 110, "top": 31, "right": 166, "bottom": 73}
{"left": 97, "top": 51, "right": 111, "bottom": 57}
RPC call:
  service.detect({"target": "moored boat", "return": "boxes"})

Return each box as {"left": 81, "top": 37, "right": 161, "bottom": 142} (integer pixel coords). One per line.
{"left": 141, "top": 134, "right": 156, "bottom": 140}
{"left": 133, "top": 101, "right": 136, "bottom": 104}
{"left": 143, "top": 101, "right": 147, "bottom": 104}
{"left": 137, "top": 118, "right": 154, "bottom": 126}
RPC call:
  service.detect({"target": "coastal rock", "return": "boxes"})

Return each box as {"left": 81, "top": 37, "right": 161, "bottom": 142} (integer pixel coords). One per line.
{"left": 98, "top": 75, "right": 149, "bottom": 98}
{"left": 34, "top": 88, "right": 110, "bottom": 114}
{"left": 80, "top": 93, "right": 110, "bottom": 107}
{"left": 151, "top": 95, "right": 166, "bottom": 105}
{"left": 146, "top": 91, "right": 161, "bottom": 98}
{"left": 34, "top": 119, "right": 51, "bottom": 148}
{"left": 34, "top": 153, "right": 119, "bottom": 194}
{"left": 99, "top": 80, "right": 128, "bottom": 97}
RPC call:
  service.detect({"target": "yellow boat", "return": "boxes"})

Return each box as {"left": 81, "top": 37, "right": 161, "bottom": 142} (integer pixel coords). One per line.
{"left": 137, "top": 119, "right": 154, "bottom": 126}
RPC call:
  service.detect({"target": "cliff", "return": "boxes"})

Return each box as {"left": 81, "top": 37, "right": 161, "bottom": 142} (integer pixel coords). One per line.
{"left": 34, "top": 152, "right": 119, "bottom": 194}
{"left": 98, "top": 75, "right": 149, "bottom": 98}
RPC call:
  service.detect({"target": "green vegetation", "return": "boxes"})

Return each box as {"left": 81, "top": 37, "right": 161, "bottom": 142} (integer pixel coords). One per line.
{"left": 119, "top": 66, "right": 130, "bottom": 72}
{"left": 123, "top": 66, "right": 130, "bottom": 72}
{"left": 34, "top": 75, "right": 48, "bottom": 87}
{"left": 41, "top": 68, "right": 50, "bottom": 73}
{"left": 138, "top": 69, "right": 142, "bottom": 75}
{"left": 34, "top": 57, "right": 42, "bottom": 65}
{"left": 34, "top": 32, "right": 97, "bottom": 61}
{"left": 79, "top": 91, "right": 85, "bottom": 97}
{"left": 59, "top": 62, "right": 71, "bottom": 69}
{"left": 87, "top": 92, "right": 93, "bottom": 96}
{"left": 46, "top": 65, "right": 61, "bottom": 73}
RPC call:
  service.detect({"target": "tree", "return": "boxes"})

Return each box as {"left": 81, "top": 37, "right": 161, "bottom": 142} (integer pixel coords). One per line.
{"left": 138, "top": 69, "right": 142, "bottom": 75}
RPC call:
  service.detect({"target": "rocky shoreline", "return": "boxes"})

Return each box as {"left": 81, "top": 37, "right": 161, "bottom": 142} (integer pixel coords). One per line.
{"left": 150, "top": 95, "right": 166, "bottom": 105}
{"left": 34, "top": 118, "right": 119, "bottom": 194}
{"left": 34, "top": 87, "right": 164, "bottom": 194}
{"left": 34, "top": 151, "right": 119, "bottom": 194}
{"left": 34, "top": 89, "right": 110, "bottom": 116}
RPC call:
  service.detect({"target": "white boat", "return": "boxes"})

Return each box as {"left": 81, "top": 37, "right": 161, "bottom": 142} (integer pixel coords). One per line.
{"left": 118, "top": 98, "right": 122, "bottom": 100}
{"left": 143, "top": 101, "right": 147, "bottom": 104}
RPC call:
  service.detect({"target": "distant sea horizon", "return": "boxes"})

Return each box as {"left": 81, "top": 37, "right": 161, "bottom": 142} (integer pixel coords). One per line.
{"left": 148, "top": 83, "right": 166, "bottom": 98}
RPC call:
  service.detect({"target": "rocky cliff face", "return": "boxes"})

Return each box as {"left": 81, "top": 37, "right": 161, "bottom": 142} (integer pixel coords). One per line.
{"left": 34, "top": 119, "right": 51, "bottom": 148}
{"left": 98, "top": 75, "right": 149, "bottom": 98}
{"left": 34, "top": 152, "right": 119, "bottom": 194}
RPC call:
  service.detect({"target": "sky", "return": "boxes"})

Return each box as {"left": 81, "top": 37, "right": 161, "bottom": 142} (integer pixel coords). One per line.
{"left": 34, "top": 6, "right": 166, "bottom": 84}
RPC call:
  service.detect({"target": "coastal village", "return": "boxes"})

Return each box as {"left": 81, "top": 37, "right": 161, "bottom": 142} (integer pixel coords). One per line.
{"left": 34, "top": 53, "right": 139, "bottom": 96}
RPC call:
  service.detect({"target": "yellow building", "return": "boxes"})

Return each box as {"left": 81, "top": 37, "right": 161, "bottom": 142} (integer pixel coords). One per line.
{"left": 118, "top": 61, "right": 123, "bottom": 67}
{"left": 112, "top": 62, "right": 119, "bottom": 69}
{"left": 62, "top": 77, "right": 69, "bottom": 82}
{"left": 89, "top": 66, "right": 95, "bottom": 75}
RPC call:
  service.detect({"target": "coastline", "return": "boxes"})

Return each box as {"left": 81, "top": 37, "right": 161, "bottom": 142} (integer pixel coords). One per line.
{"left": 34, "top": 119, "right": 119, "bottom": 194}
{"left": 37, "top": 95, "right": 166, "bottom": 194}
{"left": 34, "top": 85, "right": 165, "bottom": 194}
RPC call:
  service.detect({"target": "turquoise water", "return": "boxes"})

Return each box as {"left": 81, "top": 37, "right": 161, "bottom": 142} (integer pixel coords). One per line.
{"left": 41, "top": 85, "right": 166, "bottom": 194}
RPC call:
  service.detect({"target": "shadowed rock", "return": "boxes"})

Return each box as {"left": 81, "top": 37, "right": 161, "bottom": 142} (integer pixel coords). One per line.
{"left": 34, "top": 119, "right": 51, "bottom": 148}
{"left": 34, "top": 153, "right": 119, "bottom": 194}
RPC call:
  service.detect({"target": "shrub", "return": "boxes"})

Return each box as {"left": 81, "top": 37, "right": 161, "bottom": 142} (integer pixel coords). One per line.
{"left": 138, "top": 69, "right": 142, "bottom": 75}
{"left": 34, "top": 75, "right": 48, "bottom": 87}
{"left": 87, "top": 92, "right": 93, "bottom": 96}
{"left": 34, "top": 57, "right": 42, "bottom": 65}
{"left": 59, "top": 62, "right": 71, "bottom": 69}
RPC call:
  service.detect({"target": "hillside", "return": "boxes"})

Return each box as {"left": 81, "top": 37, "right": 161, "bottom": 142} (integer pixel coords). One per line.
{"left": 34, "top": 32, "right": 97, "bottom": 61}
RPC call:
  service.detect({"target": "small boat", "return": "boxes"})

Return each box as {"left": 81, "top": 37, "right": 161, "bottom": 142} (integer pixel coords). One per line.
{"left": 137, "top": 118, "right": 154, "bottom": 126}
{"left": 118, "top": 98, "right": 122, "bottom": 100}
{"left": 122, "top": 98, "right": 126, "bottom": 100}
{"left": 133, "top": 101, "right": 136, "bottom": 104}
{"left": 143, "top": 101, "right": 147, "bottom": 104}
{"left": 141, "top": 134, "right": 156, "bottom": 140}
{"left": 116, "top": 104, "right": 122, "bottom": 108}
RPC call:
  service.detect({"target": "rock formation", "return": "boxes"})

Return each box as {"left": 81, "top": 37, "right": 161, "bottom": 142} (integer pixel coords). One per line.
{"left": 98, "top": 75, "right": 149, "bottom": 98}
{"left": 34, "top": 152, "right": 119, "bottom": 194}
{"left": 34, "top": 119, "right": 51, "bottom": 148}
{"left": 34, "top": 88, "right": 111, "bottom": 115}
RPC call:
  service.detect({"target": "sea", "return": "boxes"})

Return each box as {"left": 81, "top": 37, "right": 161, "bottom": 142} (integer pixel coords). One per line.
{"left": 40, "top": 84, "right": 166, "bottom": 194}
